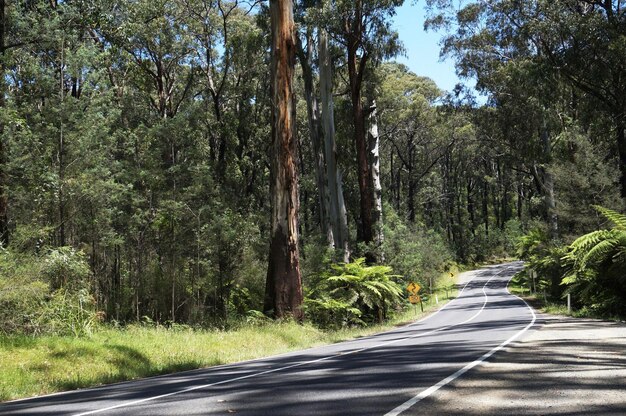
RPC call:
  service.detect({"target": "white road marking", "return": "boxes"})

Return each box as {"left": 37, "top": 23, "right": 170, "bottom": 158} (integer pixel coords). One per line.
{"left": 72, "top": 266, "right": 507, "bottom": 416}
{"left": 384, "top": 266, "right": 537, "bottom": 416}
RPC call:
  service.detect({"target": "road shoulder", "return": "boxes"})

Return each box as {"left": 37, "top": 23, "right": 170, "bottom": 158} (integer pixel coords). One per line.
{"left": 413, "top": 314, "right": 626, "bottom": 415}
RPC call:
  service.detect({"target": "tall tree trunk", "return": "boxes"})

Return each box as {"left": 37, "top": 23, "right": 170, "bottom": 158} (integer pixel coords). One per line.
{"left": 296, "top": 29, "right": 332, "bottom": 246}
{"left": 351, "top": 88, "right": 373, "bottom": 246}
{"left": 482, "top": 178, "right": 489, "bottom": 237}
{"left": 58, "top": 35, "right": 66, "bottom": 247}
{"left": 264, "top": 0, "right": 303, "bottom": 320}
{"left": 0, "top": 0, "right": 8, "bottom": 246}
{"left": 617, "top": 119, "right": 626, "bottom": 198}
{"left": 543, "top": 165, "right": 558, "bottom": 238}
{"left": 319, "top": 28, "right": 349, "bottom": 262}
{"left": 516, "top": 172, "right": 524, "bottom": 220}
{"left": 540, "top": 120, "right": 558, "bottom": 239}
{"left": 368, "top": 101, "right": 383, "bottom": 259}
{"left": 467, "top": 178, "right": 476, "bottom": 236}
{"left": 346, "top": 3, "right": 373, "bottom": 248}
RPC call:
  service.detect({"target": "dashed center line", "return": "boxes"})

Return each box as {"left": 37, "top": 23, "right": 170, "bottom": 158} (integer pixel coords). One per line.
{"left": 73, "top": 265, "right": 516, "bottom": 416}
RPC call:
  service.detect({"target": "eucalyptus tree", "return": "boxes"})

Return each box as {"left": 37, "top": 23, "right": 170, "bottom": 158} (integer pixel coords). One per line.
{"left": 264, "top": 0, "right": 303, "bottom": 320}
{"left": 322, "top": 0, "right": 403, "bottom": 257}
{"left": 294, "top": 13, "right": 332, "bottom": 247}
{"left": 427, "top": 0, "right": 626, "bottom": 200}
{"left": 318, "top": 27, "right": 351, "bottom": 262}
{"left": 426, "top": 0, "right": 606, "bottom": 239}
{"left": 376, "top": 63, "right": 443, "bottom": 223}
{"left": 0, "top": 0, "right": 9, "bottom": 245}
{"left": 295, "top": 0, "right": 350, "bottom": 261}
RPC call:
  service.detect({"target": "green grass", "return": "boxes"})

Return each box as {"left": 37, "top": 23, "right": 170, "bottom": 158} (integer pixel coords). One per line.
{"left": 0, "top": 278, "right": 459, "bottom": 402}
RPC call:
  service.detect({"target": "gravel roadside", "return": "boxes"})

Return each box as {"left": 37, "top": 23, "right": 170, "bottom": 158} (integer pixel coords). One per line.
{"left": 410, "top": 313, "right": 626, "bottom": 415}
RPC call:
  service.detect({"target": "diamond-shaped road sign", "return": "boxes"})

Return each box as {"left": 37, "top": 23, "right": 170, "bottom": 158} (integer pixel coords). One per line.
{"left": 406, "top": 282, "right": 420, "bottom": 294}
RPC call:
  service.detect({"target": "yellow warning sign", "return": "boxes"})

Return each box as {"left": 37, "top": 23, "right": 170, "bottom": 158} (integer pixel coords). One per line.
{"left": 408, "top": 295, "right": 421, "bottom": 304}
{"left": 406, "top": 282, "right": 421, "bottom": 294}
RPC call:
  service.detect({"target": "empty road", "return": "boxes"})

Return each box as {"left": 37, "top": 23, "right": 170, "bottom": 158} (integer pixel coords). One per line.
{"left": 0, "top": 262, "right": 536, "bottom": 416}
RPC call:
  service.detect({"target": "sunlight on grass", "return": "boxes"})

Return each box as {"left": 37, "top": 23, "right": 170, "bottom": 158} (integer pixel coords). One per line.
{"left": 0, "top": 273, "right": 460, "bottom": 402}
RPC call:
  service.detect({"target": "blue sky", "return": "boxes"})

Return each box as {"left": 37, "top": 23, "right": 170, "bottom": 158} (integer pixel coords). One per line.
{"left": 392, "top": 2, "right": 470, "bottom": 94}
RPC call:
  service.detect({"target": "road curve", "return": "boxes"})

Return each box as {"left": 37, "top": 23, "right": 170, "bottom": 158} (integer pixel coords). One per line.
{"left": 0, "top": 262, "right": 537, "bottom": 416}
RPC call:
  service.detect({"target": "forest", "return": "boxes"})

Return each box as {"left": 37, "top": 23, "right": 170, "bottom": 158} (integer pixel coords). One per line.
{"left": 0, "top": 0, "right": 625, "bottom": 337}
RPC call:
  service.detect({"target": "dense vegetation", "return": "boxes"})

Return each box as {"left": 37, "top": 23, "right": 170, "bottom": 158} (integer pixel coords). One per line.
{"left": 426, "top": 0, "right": 626, "bottom": 317}
{"left": 0, "top": 0, "right": 624, "bottom": 340}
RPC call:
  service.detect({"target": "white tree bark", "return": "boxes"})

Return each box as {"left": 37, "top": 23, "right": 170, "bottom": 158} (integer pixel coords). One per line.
{"left": 319, "top": 27, "right": 350, "bottom": 262}
{"left": 368, "top": 101, "right": 384, "bottom": 260}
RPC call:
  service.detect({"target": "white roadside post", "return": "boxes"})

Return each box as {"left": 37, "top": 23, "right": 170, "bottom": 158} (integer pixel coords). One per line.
{"left": 567, "top": 293, "right": 571, "bottom": 313}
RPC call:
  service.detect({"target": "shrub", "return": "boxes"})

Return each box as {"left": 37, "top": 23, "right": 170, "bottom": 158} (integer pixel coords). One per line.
{"left": 0, "top": 247, "right": 98, "bottom": 336}
{"left": 0, "top": 250, "right": 48, "bottom": 334}
{"left": 382, "top": 206, "right": 453, "bottom": 292}
{"left": 43, "top": 247, "right": 91, "bottom": 291}
{"left": 38, "top": 288, "right": 99, "bottom": 336}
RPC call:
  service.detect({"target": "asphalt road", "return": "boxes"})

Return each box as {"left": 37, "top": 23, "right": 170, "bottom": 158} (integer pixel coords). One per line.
{"left": 0, "top": 262, "right": 536, "bottom": 416}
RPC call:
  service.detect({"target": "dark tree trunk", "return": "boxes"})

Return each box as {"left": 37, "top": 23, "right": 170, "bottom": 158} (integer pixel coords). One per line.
{"left": 517, "top": 181, "right": 523, "bottom": 220}
{"left": 467, "top": 178, "right": 476, "bottom": 236}
{"left": 346, "top": 2, "right": 373, "bottom": 248}
{"left": 482, "top": 179, "right": 489, "bottom": 237}
{"left": 58, "top": 37, "right": 66, "bottom": 247}
{"left": 351, "top": 83, "right": 373, "bottom": 246}
{"left": 617, "top": 121, "right": 626, "bottom": 198}
{"left": 394, "top": 150, "right": 401, "bottom": 211}
{"left": 540, "top": 121, "right": 558, "bottom": 239}
{"left": 264, "top": 0, "right": 303, "bottom": 320}
{"left": 0, "top": 0, "right": 9, "bottom": 246}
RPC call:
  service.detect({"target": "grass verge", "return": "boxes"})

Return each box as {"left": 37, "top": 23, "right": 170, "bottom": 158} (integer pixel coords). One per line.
{"left": 0, "top": 271, "right": 460, "bottom": 402}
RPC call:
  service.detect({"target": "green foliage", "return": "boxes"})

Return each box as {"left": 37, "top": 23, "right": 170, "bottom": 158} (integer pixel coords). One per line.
{"left": 382, "top": 206, "right": 453, "bottom": 290}
{"left": 0, "top": 248, "right": 97, "bottom": 336}
{"left": 38, "top": 289, "right": 100, "bottom": 337}
{"left": 43, "top": 247, "right": 91, "bottom": 291}
{"left": 562, "top": 206, "right": 626, "bottom": 316}
{"left": 0, "top": 251, "right": 48, "bottom": 335}
{"left": 305, "top": 258, "right": 403, "bottom": 328}
{"left": 0, "top": 0, "right": 623, "bottom": 332}
{"left": 516, "top": 228, "right": 567, "bottom": 299}
{"left": 552, "top": 130, "right": 624, "bottom": 235}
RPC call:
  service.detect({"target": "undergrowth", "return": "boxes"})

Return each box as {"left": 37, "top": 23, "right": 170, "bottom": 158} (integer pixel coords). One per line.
{"left": 0, "top": 278, "right": 458, "bottom": 402}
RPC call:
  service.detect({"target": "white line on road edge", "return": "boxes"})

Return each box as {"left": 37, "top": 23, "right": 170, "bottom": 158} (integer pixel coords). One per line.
{"left": 384, "top": 271, "right": 537, "bottom": 416}
{"left": 71, "top": 266, "right": 506, "bottom": 416}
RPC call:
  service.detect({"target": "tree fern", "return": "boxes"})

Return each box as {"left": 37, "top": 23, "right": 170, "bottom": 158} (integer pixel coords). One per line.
{"left": 306, "top": 258, "right": 403, "bottom": 326}
{"left": 562, "top": 206, "right": 626, "bottom": 316}
{"left": 581, "top": 237, "right": 620, "bottom": 267}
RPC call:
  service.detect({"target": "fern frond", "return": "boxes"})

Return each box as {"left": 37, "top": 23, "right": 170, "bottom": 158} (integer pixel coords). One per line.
{"left": 569, "top": 230, "right": 614, "bottom": 258}
{"left": 362, "top": 282, "right": 382, "bottom": 299}
{"left": 593, "top": 205, "right": 626, "bottom": 230}
{"left": 328, "top": 274, "right": 359, "bottom": 284}
{"left": 581, "top": 238, "right": 619, "bottom": 267}
{"left": 613, "top": 247, "right": 626, "bottom": 265}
